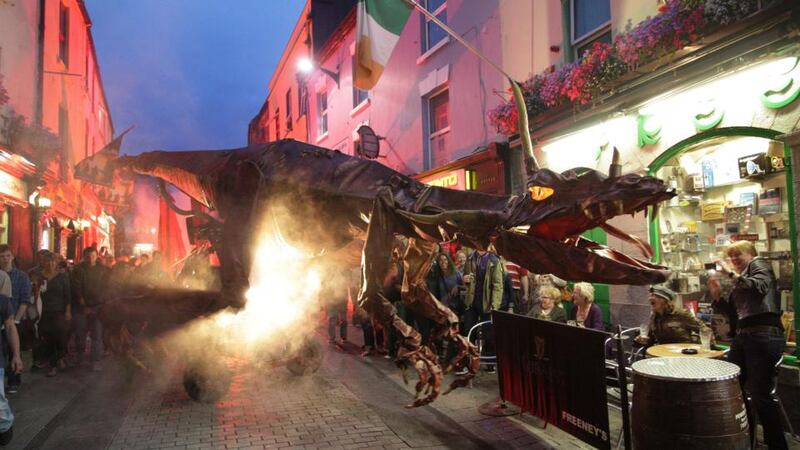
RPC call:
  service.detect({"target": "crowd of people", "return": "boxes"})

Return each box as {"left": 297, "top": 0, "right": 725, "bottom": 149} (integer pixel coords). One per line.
{"left": 322, "top": 239, "right": 610, "bottom": 375}
{"left": 320, "top": 238, "right": 788, "bottom": 448}
{"left": 2, "top": 245, "right": 172, "bottom": 381}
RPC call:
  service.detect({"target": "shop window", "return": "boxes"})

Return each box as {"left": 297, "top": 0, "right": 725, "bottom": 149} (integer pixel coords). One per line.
{"left": 317, "top": 91, "right": 328, "bottom": 136}
{"left": 0, "top": 209, "right": 7, "bottom": 245}
{"left": 570, "top": 0, "right": 611, "bottom": 60}
{"left": 653, "top": 135, "right": 794, "bottom": 345}
{"left": 425, "top": 88, "right": 449, "bottom": 169}
{"left": 285, "top": 89, "right": 293, "bottom": 131}
{"left": 421, "top": 0, "right": 447, "bottom": 54}
{"left": 58, "top": 2, "right": 69, "bottom": 67}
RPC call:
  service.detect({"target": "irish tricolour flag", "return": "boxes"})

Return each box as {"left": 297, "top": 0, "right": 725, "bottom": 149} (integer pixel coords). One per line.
{"left": 354, "top": 0, "right": 412, "bottom": 91}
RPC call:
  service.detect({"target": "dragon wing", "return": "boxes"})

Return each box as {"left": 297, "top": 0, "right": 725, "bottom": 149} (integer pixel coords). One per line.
{"left": 115, "top": 149, "right": 240, "bottom": 210}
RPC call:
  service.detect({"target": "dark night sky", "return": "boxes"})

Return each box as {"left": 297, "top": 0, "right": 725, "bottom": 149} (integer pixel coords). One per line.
{"left": 85, "top": 0, "right": 305, "bottom": 155}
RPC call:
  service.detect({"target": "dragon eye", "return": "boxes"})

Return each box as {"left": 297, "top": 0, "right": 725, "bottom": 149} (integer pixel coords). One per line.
{"left": 528, "top": 186, "right": 554, "bottom": 201}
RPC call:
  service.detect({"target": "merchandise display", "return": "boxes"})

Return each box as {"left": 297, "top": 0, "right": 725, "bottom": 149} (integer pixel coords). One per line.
{"left": 655, "top": 136, "right": 794, "bottom": 345}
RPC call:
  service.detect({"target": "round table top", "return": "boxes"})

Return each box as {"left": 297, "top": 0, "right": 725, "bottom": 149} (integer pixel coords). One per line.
{"left": 632, "top": 357, "right": 740, "bottom": 381}
{"left": 645, "top": 342, "right": 726, "bottom": 359}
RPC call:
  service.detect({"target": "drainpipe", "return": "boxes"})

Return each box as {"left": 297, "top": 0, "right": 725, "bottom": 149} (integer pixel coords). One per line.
{"left": 35, "top": 0, "right": 46, "bottom": 125}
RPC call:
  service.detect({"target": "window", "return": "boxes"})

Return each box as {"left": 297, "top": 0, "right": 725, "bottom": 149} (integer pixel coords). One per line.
{"left": 58, "top": 2, "right": 69, "bottom": 66}
{"left": 421, "top": 0, "right": 447, "bottom": 53}
{"left": 426, "top": 89, "right": 449, "bottom": 168}
{"left": 571, "top": 0, "right": 611, "bottom": 59}
{"left": 274, "top": 108, "right": 280, "bottom": 140}
{"left": 298, "top": 82, "right": 308, "bottom": 117}
{"left": 352, "top": 54, "right": 369, "bottom": 108}
{"left": 59, "top": 106, "right": 69, "bottom": 180}
{"left": 317, "top": 91, "right": 328, "bottom": 136}
{"left": 285, "top": 89, "right": 293, "bottom": 131}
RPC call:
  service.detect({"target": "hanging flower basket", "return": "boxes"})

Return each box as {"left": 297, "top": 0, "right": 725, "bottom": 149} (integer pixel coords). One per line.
{"left": 489, "top": 0, "right": 766, "bottom": 135}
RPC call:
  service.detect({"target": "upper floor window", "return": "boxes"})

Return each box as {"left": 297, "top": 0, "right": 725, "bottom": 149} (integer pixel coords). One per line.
{"left": 317, "top": 91, "right": 328, "bottom": 136}
{"left": 352, "top": 54, "right": 369, "bottom": 109}
{"left": 421, "top": 0, "right": 447, "bottom": 54}
{"left": 298, "top": 82, "right": 308, "bottom": 117}
{"left": 571, "top": 0, "right": 611, "bottom": 59}
{"left": 274, "top": 108, "right": 280, "bottom": 140}
{"left": 285, "top": 88, "right": 293, "bottom": 131}
{"left": 59, "top": 2, "right": 70, "bottom": 66}
{"left": 426, "top": 88, "right": 449, "bottom": 169}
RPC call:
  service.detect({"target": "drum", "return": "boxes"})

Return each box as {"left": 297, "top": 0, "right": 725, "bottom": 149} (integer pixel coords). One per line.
{"left": 631, "top": 357, "right": 749, "bottom": 449}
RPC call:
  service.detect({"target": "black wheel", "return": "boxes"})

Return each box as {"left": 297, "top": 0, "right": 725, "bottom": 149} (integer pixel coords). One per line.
{"left": 182, "top": 362, "right": 231, "bottom": 402}
{"left": 286, "top": 338, "right": 323, "bottom": 376}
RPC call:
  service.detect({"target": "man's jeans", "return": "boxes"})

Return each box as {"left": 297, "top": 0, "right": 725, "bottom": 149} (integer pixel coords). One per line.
{"left": 74, "top": 309, "right": 103, "bottom": 363}
{"left": 728, "top": 330, "right": 788, "bottom": 450}
{"left": 0, "top": 369, "right": 13, "bottom": 432}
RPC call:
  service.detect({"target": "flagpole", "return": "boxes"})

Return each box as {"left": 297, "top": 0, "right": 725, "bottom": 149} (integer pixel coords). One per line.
{"left": 401, "top": 0, "right": 540, "bottom": 173}
{"left": 402, "top": 0, "right": 514, "bottom": 81}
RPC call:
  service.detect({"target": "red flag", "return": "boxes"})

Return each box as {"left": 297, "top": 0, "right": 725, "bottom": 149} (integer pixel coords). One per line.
{"left": 158, "top": 196, "right": 187, "bottom": 273}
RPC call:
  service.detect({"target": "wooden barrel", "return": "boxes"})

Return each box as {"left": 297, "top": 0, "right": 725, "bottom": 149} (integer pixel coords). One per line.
{"left": 631, "top": 357, "right": 749, "bottom": 449}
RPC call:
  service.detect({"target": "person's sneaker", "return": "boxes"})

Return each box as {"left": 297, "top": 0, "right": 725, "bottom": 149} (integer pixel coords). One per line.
{"left": 6, "top": 385, "right": 18, "bottom": 395}
{"left": 455, "top": 367, "right": 469, "bottom": 376}
{"left": 47, "top": 367, "right": 57, "bottom": 377}
{"left": 0, "top": 426, "right": 13, "bottom": 445}
{"left": 485, "top": 366, "right": 496, "bottom": 374}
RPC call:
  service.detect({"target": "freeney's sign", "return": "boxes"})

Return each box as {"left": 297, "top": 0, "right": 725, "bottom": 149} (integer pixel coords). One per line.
{"left": 418, "top": 169, "right": 468, "bottom": 190}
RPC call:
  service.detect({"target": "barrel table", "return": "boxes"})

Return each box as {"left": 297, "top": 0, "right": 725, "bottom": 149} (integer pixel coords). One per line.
{"left": 631, "top": 357, "right": 749, "bottom": 449}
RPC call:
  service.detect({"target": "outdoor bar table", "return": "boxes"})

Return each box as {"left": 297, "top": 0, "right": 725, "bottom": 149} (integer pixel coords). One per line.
{"left": 646, "top": 342, "right": 726, "bottom": 359}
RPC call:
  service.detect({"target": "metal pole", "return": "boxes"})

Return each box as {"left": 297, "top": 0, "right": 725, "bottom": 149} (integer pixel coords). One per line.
{"left": 615, "top": 325, "right": 633, "bottom": 450}
{"left": 402, "top": 0, "right": 514, "bottom": 81}
{"left": 402, "top": 0, "right": 540, "bottom": 172}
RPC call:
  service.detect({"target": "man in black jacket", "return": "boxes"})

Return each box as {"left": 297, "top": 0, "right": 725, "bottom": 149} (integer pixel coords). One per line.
{"left": 71, "top": 247, "right": 110, "bottom": 371}
{"left": 717, "top": 240, "right": 786, "bottom": 449}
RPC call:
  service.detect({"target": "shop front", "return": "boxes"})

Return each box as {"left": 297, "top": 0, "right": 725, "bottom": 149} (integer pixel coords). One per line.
{"left": 0, "top": 150, "right": 36, "bottom": 267}
{"left": 414, "top": 142, "right": 508, "bottom": 195}
{"left": 528, "top": 47, "right": 800, "bottom": 355}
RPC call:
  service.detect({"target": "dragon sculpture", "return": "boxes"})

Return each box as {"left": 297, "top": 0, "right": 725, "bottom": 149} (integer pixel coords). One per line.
{"left": 95, "top": 138, "right": 674, "bottom": 406}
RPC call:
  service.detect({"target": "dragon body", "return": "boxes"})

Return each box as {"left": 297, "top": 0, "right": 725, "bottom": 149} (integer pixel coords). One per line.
{"left": 101, "top": 138, "right": 674, "bottom": 406}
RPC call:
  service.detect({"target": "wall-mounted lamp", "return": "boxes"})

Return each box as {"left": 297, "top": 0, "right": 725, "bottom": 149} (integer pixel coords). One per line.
{"left": 297, "top": 57, "right": 339, "bottom": 87}
{"left": 80, "top": 219, "right": 91, "bottom": 229}
{"left": 37, "top": 197, "right": 52, "bottom": 209}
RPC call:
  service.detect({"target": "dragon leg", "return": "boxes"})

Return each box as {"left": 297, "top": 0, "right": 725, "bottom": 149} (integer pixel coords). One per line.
{"left": 401, "top": 238, "right": 479, "bottom": 399}
{"left": 358, "top": 188, "right": 442, "bottom": 407}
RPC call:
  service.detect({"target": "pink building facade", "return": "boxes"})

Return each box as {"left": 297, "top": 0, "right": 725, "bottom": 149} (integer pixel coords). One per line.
{"left": 303, "top": 0, "right": 511, "bottom": 194}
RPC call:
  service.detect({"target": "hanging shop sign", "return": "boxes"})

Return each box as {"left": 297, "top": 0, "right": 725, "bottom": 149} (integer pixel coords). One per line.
{"left": 0, "top": 170, "right": 28, "bottom": 204}
{"left": 418, "top": 169, "right": 469, "bottom": 190}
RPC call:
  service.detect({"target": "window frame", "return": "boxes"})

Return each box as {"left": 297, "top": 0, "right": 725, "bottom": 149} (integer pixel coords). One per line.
{"left": 421, "top": 0, "right": 448, "bottom": 54}
{"left": 316, "top": 90, "right": 329, "bottom": 138}
{"left": 285, "top": 88, "right": 293, "bottom": 131}
{"left": 569, "top": 0, "right": 611, "bottom": 60}
{"left": 351, "top": 54, "right": 370, "bottom": 110}
{"left": 424, "top": 87, "right": 450, "bottom": 170}
{"left": 58, "top": 2, "right": 70, "bottom": 66}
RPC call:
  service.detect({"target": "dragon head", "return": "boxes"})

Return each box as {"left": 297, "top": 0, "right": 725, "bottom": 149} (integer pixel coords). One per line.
{"left": 495, "top": 152, "right": 676, "bottom": 285}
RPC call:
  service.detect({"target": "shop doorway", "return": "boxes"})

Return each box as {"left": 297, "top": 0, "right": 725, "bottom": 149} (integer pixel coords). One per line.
{"left": 646, "top": 126, "right": 798, "bottom": 354}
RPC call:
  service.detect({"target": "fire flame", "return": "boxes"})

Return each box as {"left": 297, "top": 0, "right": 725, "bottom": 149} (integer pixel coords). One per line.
{"left": 212, "top": 232, "right": 322, "bottom": 346}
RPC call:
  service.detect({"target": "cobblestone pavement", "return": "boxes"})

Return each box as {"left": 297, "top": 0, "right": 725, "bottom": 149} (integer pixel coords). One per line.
{"left": 8, "top": 320, "right": 800, "bottom": 449}
{"left": 8, "top": 314, "right": 800, "bottom": 450}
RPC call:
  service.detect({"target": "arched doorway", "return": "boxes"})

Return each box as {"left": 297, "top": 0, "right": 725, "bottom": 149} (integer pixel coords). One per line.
{"left": 646, "top": 127, "right": 798, "bottom": 358}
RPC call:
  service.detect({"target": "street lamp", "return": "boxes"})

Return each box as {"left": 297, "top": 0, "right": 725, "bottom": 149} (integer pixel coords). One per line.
{"left": 297, "top": 57, "right": 339, "bottom": 87}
